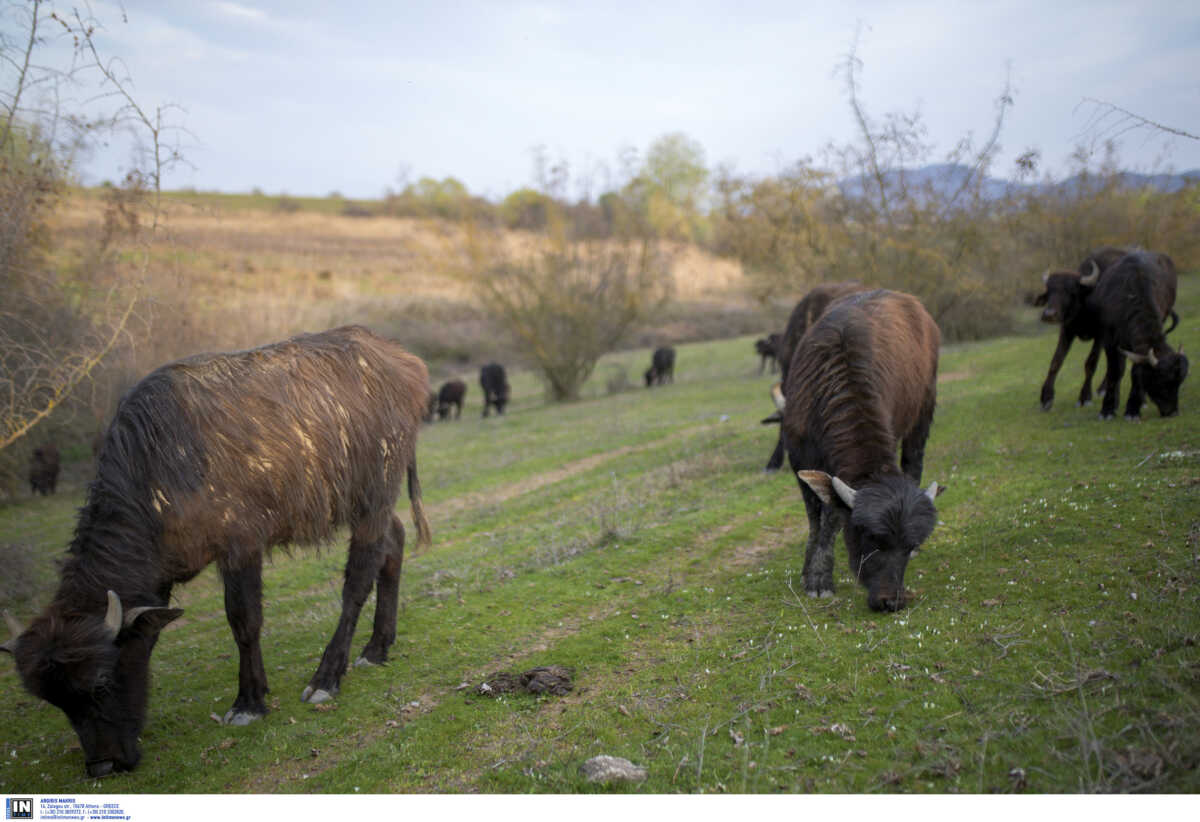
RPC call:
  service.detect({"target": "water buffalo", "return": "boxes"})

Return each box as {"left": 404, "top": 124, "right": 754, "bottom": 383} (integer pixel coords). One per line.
{"left": 754, "top": 333, "right": 781, "bottom": 374}
{"left": 644, "top": 346, "right": 675, "bottom": 387}
{"left": 1033, "top": 247, "right": 1178, "bottom": 411}
{"left": 779, "top": 289, "right": 942, "bottom": 612}
{"left": 29, "top": 444, "right": 60, "bottom": 495}
{"left": 1, "top": 326, "right": 432, "bottom": 777}
{"left": 435, "top": 379, "right": 467, "bottom": 420}
{"left": 764, "top": 282, "right": 868, "bottom": 471}
{"left": 480, "top": 362, "right": 510, "bottom": 416}
{"left": 1088, "top": 251, "right": 1188, "bottom": 419}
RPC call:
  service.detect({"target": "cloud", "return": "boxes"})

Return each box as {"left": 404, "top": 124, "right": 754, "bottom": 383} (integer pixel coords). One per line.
{"left": 211, "top": 2, "right": 268, "bottom": 23}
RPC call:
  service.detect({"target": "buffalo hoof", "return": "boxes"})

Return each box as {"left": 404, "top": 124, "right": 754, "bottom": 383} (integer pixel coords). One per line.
{"left": 353, "top": 656, "right": 378, "bottom": 668}
{"left": 1041, "top": 401, "right": 1052, "bottom": 412}
{"left": 763, "top": 466, "right": 781, "bottom": 474}
{"left": 806, "top": 589, "right": 834, "bottom": 599}
{"left": 300, "top": 685, "right": 337, "bottom": 704}
{"left": 1124, "top": 414, "right": 1141, "bottom": 422}
{"left": 1076, "top": 399, "right": 1092, "bottom": 408}
{"left": 1099, "top": 413, "right": 1115, "bottom": 421}
{"left": 222, "top": 709, "right": 263, "bottom": 726}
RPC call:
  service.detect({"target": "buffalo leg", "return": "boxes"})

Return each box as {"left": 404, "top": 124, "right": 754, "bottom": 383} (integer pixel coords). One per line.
{"left": 900, "top": 406, "right": 934, "bottom": 484}
{"left": 1040, "top": 331, "right": 1074, "bottom": 411}
{"left": 765, "top": 430, "right": 786, "bottom": 472}
{"left": 356, "top": 515, "right": 405, "bottom": 666}
{"left": 221, "top": 554, "right": 268, "bottom": 725}
{"left": 302, "top": 525, "right": 388, "bottom": 703}
{"left": 1077, "top": 338, "right": 1102, "bottom": 406}
{"left": 1124, "top": 366, "right": 1145, "bottom": 420}
{"left": 799, "top": 485, "right": 839, "bottom": 598}
{"left": 1099, "top": 346, "right": 1125, "bottom": 420}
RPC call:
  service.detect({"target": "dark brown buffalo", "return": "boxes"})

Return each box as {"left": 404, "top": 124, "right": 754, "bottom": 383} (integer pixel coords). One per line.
{"left": 764, "top": 282, "right": 868, "bottom": 471}
{"left": 29, "top": 444, "right": 60, "bottom": 496}
{"left": 644, "top": 346, "right": 675, "bottom": 387}
{"left": 1088, "top": 251, "right": 1188, "bottom": 419}
{"left": 1033, "top": 247, "right": 1178, "bottom": 411}
{"left": 1, "top": 326, "right": 432, "bottom": 777}
{"left": 480, "top": 362, "right": 510, "bottom": 416}
{"left": 780, "top": 289, "right": 942, "bottom": 612}
{"left": 435, "top": 379, "right": 467, "bottom": 420}
{"left": 754, "top": 333, "right": 781, "bottom": 374}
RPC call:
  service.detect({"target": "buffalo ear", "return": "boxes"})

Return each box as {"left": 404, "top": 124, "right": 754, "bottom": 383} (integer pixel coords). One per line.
{"left": 119, "top": 607, "right": 184, "bottom": 643}
{"left": 797, "top": 470, "right": 834, "bottom": 505}
{"left": 1032, "top": 292, "right": 1048, "bottom": 307}
{"left": 1, "top": 610, "right": 22, "bottom": 655}
{"left": 797, "top": 470, "right": 858, "bottom": 508}
{"left": 0, "top": 639, "right": 15, "bottom": 655}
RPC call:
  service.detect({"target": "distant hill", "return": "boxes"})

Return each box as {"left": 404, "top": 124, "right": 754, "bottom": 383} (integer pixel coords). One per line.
{"left": 838, "top": 163, "right": 1200, "bottom": 203}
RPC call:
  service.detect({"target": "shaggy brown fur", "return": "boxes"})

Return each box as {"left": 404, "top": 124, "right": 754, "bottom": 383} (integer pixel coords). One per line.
{"left": 4, "top": 325, "right": 432, "bottom": 777}
{"left": 764, "top": 281, "right": 868, "bottom": 471}
{"left": 782, "top": 290, "right": 941, "bottom": 612}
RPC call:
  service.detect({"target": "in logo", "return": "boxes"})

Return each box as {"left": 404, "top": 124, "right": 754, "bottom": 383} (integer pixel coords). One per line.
{"left": 5, "top": 799, "right": 33, "bottom": 820}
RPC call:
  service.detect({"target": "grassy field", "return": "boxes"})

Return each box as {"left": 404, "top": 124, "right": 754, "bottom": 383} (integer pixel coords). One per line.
{"left": 0, "top": 277, "right": 1197, "bottom": 794}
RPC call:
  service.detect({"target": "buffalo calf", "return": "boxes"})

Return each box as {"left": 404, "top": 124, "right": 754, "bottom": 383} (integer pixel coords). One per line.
{"left": 436, "top": 379, "right": 467, "bottom": 420}
{"left": 644, "top": 346, "right": 675, "bottom": 387}
{"left": 480, "top": 363, "right": 510, "bottom": 416}
{"left": 29, "top": 444, "right": 60, "bottom": 495}
{"left": 781, "top": 290, "right": 942, "bottom": 612}
{"left": 1088, "top": 251, "right": 1188, "bottom": 419}
{"left": 2, "top": 326, "right": 432, "bottom": 776}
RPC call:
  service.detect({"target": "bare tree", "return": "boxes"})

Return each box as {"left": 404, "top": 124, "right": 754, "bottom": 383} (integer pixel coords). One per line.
{"left": 0, "top": 1, "right": 186, "bottom": 453}
{"left": 1077, "top": 97, "right": 1199, "bottom": 144}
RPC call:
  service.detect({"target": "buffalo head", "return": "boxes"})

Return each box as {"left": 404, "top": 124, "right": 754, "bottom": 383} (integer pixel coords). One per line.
{"left": 2, "top": 592, "right": 181, "bottom": 777}
{"left": 1122, "top": 345, "right": 1189, "bottom": 417}
{"left": 1033, "top": 265, "right": 1098, "bottom": 325}
{"left": 798, "top": 471, "right": 941, "bottom": 612}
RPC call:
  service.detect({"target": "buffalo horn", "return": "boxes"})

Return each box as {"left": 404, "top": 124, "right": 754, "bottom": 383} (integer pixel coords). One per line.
{"left": 122, "top": 606, "right": 172, "bottom": 629}
{"left": 831, "top": 476, "right": 858, "bottom": 509}
{"left": 103, "top": 590, "right": 123, "bottom": 641}
{"left": 4, "top": 610, "right": 21, "bottom": 638}
{"left": 1120, "top": 348, "right": 1158, "bottom": 367}
{"left": 770, "top": 382, "right": 785, "bottom": 412}
{"left": 1041, "top": 269, "right": 1050, "bottom": 286}
{"left": 1079, "top": 260, "right": 1100, "bottom": 287}
{"left": 0, "top": 610, "right": 23, "bottom": 654}
{"left": 925, "top": 481, "right": 940, "bottom": 502}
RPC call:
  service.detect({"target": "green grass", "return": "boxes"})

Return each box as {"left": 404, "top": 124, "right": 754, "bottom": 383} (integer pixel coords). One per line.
{"left": 1, "top": 279, "right": 1198, "bottom": 794}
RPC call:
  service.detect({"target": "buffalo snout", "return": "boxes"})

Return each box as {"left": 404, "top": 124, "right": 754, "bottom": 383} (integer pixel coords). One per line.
{"left": 867, "top": 588, "right": 908, "bottom": 612}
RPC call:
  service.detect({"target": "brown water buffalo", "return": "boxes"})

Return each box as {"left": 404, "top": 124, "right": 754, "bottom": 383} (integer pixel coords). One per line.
{"left": 29, "top": 444, "right": 60, "bottom": 495}
{"left": 1033, "top": 247, "right": 1178, "bottom": 410}
{"left": 644, "top": 346, "right": 675, "bottom": 386}
{"left": 480, "top": 363, "right": 510, "bottom": 416}
{"left": 779, "top": 289, "right": 942, "bottom": 612}
{"left": 435, "top": 379, "right": 467, "bottom": 420}
{"left": 1088, "top": 251, "right": 1188, "bottom": 419}
{"left": 2, "top": 326, "right": 432, "bottom": 777}
{"left": 764, "top": 282, "right": 868, "bottom": 471}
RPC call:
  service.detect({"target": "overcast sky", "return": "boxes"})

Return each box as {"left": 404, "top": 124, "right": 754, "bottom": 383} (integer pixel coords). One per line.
{"left": 8, "top": 0, "right": 1199, "bottom": 199}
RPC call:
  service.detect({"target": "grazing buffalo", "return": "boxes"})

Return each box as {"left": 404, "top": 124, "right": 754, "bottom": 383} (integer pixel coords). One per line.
{"left": 1033, "top": 247, "right": 1178, "bottom": 411}
{"left": 1, "top": 326, "right": 432, "bottom": 777}
{"left": 28, "top": 444, "right": 60, "bottom": 496}
{"left": 754, "top": 333, "right": 781, "bottom": 374}
{"left": 644, "top": 346, "right": 675, "bottom": 387}
{"left": 435, "top": 379, "right": 467, "bottom": 420}
{"left": 480, "top": 362, "right": 510, "bottom": 417}
{"left": 1088, "top": 251, "right": 1188, "bottom": 419}
{"left": 764, "top": 282, "right": 868, "bottom": 471}
{"left": 779, "top": 289, "right": 942, "bottom": 612}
